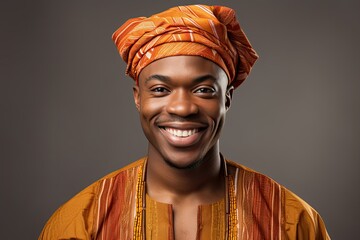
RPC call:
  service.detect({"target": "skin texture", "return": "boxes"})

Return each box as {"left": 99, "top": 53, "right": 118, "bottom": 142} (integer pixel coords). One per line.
{"left": 133, "top": 55, "right": 233, "bottom": 240}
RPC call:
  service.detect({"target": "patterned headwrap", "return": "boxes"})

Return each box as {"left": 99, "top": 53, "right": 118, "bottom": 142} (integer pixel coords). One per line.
{"left": 112, "top": 4, "right": 258, "bottom": 89}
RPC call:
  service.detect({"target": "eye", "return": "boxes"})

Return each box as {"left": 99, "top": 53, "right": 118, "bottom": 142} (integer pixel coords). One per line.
{"left": 152, "top": 87, "right": 168, "bottom": 92}
{"left": 194, "top": 87, "right": 215, "bottom": 94}
{"left": 150, "top": 86, "right": 170, "bottom": 96}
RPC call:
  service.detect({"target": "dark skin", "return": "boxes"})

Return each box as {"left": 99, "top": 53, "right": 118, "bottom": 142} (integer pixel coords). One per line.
{"left": 133, "top": 56, "right": 233, "bottom": 240}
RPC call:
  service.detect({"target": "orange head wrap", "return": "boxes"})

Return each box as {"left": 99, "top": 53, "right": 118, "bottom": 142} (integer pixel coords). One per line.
{"left": 112, "top": 4, "right": 258, "bottom": 89}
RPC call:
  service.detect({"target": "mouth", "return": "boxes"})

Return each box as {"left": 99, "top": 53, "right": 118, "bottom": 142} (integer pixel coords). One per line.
{"left": 162, "top": 127, "right": 200, "bottom": 138}
{"left": 158, "top": 124, "right": 207, "bottom": 147}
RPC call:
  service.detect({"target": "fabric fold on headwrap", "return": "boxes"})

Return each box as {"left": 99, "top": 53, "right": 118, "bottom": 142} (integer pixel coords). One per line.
{"left": 112, "top": 4, "right": 258, "bottom": 89}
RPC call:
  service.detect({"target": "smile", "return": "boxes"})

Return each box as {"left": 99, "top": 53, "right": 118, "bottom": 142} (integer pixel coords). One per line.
{"left": 159, "top": 125, "right": 206, "bottom": 147}
{"left": 164, "top": 128, "right": 199, "bottom": 138}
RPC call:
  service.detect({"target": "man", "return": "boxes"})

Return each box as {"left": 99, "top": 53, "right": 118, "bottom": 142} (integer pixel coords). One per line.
{"left": 39, "top": 5, "right": 330, "bottom": 240}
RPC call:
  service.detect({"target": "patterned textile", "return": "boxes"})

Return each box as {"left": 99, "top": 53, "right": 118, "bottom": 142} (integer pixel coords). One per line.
{"left": 112, "top": 5, "right": 258, "bottom": 89}
{"left": 38, "top": 158, "right": 331, "bottom": 239}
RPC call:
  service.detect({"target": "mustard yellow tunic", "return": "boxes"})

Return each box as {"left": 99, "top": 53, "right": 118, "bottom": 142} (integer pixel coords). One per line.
{"left": 39, "top": 158, "right": 330, "bottom": 239}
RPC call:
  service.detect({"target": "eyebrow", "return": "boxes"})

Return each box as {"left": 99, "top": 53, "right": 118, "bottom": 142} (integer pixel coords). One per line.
{"left": 145, "top": 74, "right": 171, "bottom": 84}
{"left": 145, "top": 74, "right": 217, "bottom": 85}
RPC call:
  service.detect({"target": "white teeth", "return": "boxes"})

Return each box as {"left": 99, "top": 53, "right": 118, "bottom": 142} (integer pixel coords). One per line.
{"left": 164, "top": 128, "right": 198, "bottom": 137}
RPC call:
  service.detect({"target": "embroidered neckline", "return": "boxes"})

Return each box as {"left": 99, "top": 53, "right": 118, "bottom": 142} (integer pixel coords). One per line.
{"left": 133, "top": 156, "right": 238, "bottom": 239}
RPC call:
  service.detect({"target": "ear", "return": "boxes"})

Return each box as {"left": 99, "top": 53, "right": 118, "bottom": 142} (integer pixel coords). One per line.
{"left": 133, "top": 85, "right": 140, "bottom": 111}
{"left": 225, "top": 86, "right": 234, "bottom": 111}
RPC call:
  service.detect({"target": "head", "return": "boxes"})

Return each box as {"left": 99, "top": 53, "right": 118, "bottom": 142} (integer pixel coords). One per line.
{"left": 133, "top": 55, "right": 233, "bottom": 168}
{"left": 112, "top": 5, "right": 258, "bottom": 168}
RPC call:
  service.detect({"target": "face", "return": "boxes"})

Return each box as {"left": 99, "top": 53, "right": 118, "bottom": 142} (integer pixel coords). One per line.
{"left": 133, "top": 56, "right": 233, "bottom": 169}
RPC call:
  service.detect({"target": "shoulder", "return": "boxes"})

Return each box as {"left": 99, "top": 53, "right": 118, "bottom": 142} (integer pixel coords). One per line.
{"left": 282, "top": 188, "right": 331, "bottom": 239}
{"left": 226, "top": 158, "right": 281, "bottom": 190}
{"left": 38, "top": 158, "right": 145, "bottom": 240}
{"left": 226, "top": 159, "right": 330, "bottom": 239}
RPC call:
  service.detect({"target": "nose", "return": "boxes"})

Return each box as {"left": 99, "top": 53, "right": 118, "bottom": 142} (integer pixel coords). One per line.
{"left": 165, "top": 90, "right": 199, "bottom": 117}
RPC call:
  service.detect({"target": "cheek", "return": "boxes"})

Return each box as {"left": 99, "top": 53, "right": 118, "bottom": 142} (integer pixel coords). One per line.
{"left": 139, "top": 98, "right": 164, "bottom": 122}
{"left": 203, "top": 99, "right": 226, "bottom": 121}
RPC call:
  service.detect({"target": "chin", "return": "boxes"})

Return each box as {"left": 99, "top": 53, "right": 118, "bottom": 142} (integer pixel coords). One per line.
{"left": 163, "top": 152, "right": 207, "bottom": 170}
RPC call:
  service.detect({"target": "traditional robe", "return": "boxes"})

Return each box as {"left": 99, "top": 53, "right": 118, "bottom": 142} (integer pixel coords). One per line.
{"left": 39, "top": 157, "right": 330, "bottom": 239}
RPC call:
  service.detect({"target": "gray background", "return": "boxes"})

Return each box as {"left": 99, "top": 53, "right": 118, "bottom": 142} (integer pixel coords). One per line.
{"left": 1, "top": 0, "right": 359, "bottom": 239}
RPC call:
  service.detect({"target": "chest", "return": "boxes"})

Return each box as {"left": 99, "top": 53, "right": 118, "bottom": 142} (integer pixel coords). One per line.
{"left": 145, "top": 196, "right": 226, "bottom": 240}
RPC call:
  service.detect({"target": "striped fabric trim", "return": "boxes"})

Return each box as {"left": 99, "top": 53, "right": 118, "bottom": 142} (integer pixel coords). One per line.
{"left": 235, "top": 164, "right": 283, "bottom": 240}
{"left": 94, "top": 164, "right": 141, "bottom": 240}
{"left": 92, "top": 159, "right": 284, "bottom": 239}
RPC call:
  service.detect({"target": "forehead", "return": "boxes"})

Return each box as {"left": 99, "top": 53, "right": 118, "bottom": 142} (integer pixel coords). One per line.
{"left": 138, "top": 56, "right": 228, "bottom": 85}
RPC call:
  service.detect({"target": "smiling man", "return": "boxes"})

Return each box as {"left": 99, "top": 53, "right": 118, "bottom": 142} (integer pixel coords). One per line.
{"left": 39, "top": 5, "right": 330, "bottom": 240}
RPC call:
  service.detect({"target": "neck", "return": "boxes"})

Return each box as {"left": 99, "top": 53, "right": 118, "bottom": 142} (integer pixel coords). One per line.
{"left": 145, "top": 144, "right": 225, "bottom": 204}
